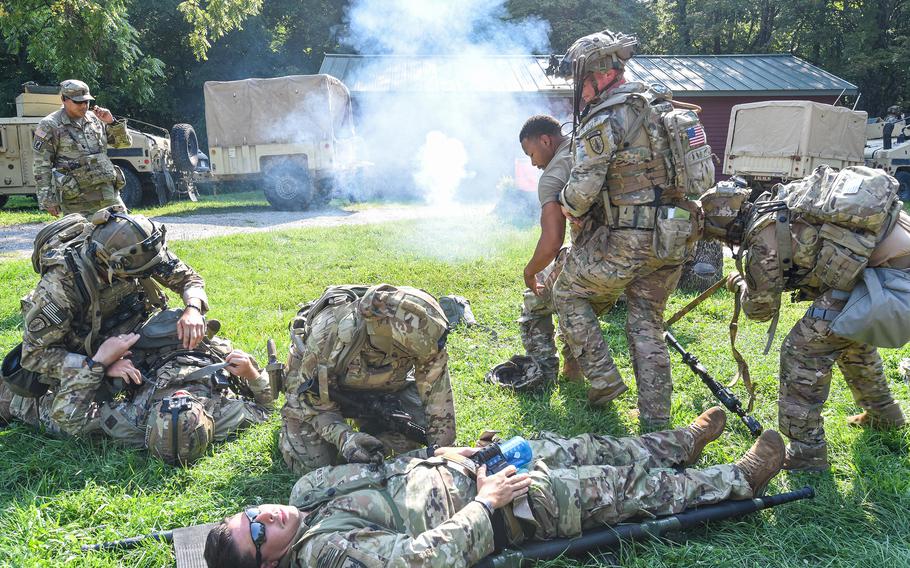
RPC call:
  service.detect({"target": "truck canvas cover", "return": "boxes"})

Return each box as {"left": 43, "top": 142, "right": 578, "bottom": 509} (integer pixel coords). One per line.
{"left": 726, "top": 101, "right": 866, "bottom": 162}
{"left": 203, "top": 74, "right": 355, "bottom": 147}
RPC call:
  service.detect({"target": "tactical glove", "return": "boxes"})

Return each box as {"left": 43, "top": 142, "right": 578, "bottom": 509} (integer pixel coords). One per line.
{"left": 340, "top": 432, "right": 386, "bottom": 465}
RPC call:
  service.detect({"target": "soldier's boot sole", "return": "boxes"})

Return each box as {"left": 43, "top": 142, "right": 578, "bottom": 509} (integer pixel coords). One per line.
{"left": 734, "top": 430, "right": 785, "bottom": 496}
{"left": 846, "top": 403, "right": 906, "bottom": 430}
{"left": 684, "top": 406, "right": 727, "bottom": 466}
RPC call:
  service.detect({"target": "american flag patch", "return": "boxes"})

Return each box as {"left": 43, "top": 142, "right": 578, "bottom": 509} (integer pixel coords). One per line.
{"left": 686, "top": 125, "right": 706, "bottom": 147}
{"left": 41, "top": 302, "right": 64, "bottom": 325}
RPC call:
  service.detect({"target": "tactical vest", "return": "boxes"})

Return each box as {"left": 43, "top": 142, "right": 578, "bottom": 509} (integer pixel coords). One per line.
{"left": 741, "top": 165, "right": 901, "bottom": 297}
{"left": 583, "top": 85, "right": 714, "bottom": 208}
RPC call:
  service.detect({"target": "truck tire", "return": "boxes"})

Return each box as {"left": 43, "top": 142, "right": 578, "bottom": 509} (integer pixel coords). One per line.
{"left": 0, "top": 195, "right": 8, "bottom": 208}
{"left": 896, "top": 171, "right": 910, "bottom": 201}
{"left": 120, "top": 167, "right": 144, "bottom": 209}
{"left": 263, "top": 160, "right": 313, "bottom": 211}
{"left": 170, "top": 124, "right": 199, "bottom": 173}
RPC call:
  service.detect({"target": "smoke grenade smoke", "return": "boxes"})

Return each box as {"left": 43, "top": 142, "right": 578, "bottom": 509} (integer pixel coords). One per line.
{"left": 341, "top": 0, "right": 560, "bottom": 209}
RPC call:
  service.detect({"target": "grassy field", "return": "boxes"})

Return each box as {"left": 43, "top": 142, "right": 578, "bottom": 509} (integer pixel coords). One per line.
{"left": 1, "top": 211, "right": 909, "bottom": 567}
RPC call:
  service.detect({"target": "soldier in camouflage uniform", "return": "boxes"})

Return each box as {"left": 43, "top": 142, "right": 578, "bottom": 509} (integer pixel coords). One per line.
{"left": 512, "top": 115, "right": 582, "bottom": 386}
{"left": 32, "top": 80, "right": 132, "bottom": 217}
{"left": 552, "top": 30, "right": 709, "bottom": 431}
{"left": 700, "top": 168, "right": 910, "bottom": 471}
{"left": 203, "top": 408, "right": 786, "bottom": 568}
{"left": 0, "top": 209, "right": 209, "bottom": 440}
{"left": 279, "top": 284, "right": 456, "bottom": 474}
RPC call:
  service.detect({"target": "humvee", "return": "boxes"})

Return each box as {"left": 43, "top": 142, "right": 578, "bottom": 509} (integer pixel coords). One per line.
{"left": 203, "top": 74, "right": 366, "bottom": 210}
{"left": 0, "top": 83, "right": 208, "bottom": 209}
{"left": 864, "top": 116, "right": 910, "bottom": 199}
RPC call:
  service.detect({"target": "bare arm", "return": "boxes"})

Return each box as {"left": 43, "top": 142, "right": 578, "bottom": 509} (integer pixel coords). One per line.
{"left": 523, "top": 202, "right": 567, "bottom": 292}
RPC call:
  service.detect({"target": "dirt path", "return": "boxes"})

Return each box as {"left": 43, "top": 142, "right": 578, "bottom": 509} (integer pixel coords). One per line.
{"left": 0, "top": 204, "right": 455, "bottom": 259}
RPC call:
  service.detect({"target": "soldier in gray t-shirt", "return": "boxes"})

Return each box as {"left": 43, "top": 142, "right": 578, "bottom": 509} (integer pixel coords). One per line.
{"left": 488, "top": 116, "right": 583, "bottom": 390}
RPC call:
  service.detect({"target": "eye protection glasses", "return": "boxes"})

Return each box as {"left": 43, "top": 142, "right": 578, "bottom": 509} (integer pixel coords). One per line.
{"left": 244, "top": 507, "right": 268, "bottom": 565}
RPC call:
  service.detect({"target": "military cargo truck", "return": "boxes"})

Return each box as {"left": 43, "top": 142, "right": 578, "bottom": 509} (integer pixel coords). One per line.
{"left": 203, "top": 74, "right": 365, "bottom": 210}
{"left": 864, "top": 117, "right": 910, "bottom": 199}
{"left": 0, "top": 83, "right": 207, "bottom": 209}
{"left": 723, "top": 100, "right": 867, "bottom": 193}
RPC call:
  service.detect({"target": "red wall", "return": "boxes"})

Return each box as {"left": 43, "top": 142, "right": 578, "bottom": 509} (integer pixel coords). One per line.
{"left": 677, "top": 95, "right": 842, "bottom": 164}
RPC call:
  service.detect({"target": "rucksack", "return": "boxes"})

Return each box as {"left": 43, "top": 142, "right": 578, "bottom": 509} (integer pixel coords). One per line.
{"left": 30, "top": 213, "right": 93, "bottom": 274}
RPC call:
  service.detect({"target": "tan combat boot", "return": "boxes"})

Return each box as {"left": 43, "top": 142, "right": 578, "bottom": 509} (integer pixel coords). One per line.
{"left": 587, "top": 368, "right": 628, "bottom": 407}
{"left": 782, "top": 444, "right": 828, "bottom": 472}
{"left": 846, "top": 403, "right": 906, "bottom": 430}
{"left": 684, "top": 406, "right": 727, "bottom": 466}
{"left": 734, "top": 430, "right": 785, "bottom": 496}
{"left": 560, "top": 344, "right": 584, "bottom": 383}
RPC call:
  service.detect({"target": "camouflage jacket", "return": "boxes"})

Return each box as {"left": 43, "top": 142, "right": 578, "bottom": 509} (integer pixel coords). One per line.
{"left": 280, "top": 453, "right": 495, "bottom": 568}
{"left": 559, "top": 82, "right": 674, "bottom": 220}
{"left": 32, "top": 108, "right": 132, "bottom": 208}
{"left": 101, "top": 338, "right": 274, "bottom": 446}
{"left": 284, "top": 285, "right": 456, "bottom": 449}
{"left": 20, "top": 247, "right": 207, "bottom": 381}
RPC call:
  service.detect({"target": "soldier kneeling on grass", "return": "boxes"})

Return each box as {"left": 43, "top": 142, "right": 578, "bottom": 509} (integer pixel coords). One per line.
{"left": 700, "top": 166, "right": 910, "bottom": 472}
{"left": 0, "top": 208, "right": 273, "bottom": 464}
{"left": 279, "top": 284, "right": 456, "bottom": 474}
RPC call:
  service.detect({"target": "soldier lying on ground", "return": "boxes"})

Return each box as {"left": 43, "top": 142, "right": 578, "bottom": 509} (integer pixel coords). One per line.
{"left": 1, "top": 319, "right": 274, "bottom": 464}
{"left": 203, "top": 407, "right": 786, "bottom": 568}
{"left": 700, "top": 166, "right": 910, "bottom": 471}
{"left": 279, "top": 284, "right": 456, "bottom": 474}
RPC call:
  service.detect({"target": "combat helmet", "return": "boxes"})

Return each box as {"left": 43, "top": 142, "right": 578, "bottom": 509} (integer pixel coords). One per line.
{"left": 557, "top": 29, "right": 638, "bottom": 79}
{"left": 145, "top": 391, "right": 213, "bottom": 465}
{"left": 86, "top": 207, "right": 168, "bottom": 278}
{"left": 700, "top": 179, "right": 752, "bottom": 244}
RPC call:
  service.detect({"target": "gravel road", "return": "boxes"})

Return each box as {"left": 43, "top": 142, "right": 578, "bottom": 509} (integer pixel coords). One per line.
{"left": 0, "top": 204, "right": 450, "bottom": 258}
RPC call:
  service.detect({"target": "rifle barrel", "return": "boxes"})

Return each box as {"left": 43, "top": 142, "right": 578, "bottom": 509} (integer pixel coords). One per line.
{"left": 81, "top": 530, "right": 173, "bottom": 551}
{"left": 475, "top": 487, "right": 814, "bottom": 567}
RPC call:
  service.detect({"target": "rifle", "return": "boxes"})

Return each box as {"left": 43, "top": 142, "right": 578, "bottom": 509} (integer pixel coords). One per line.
{"left": 475, "top": 486, "right": 814, "bottom": 568}
{"left": 330, "top": 388, "right": 429, "bottom": 445}
{"left": 665, "top": 329, "right": 763, "bottom": 437}
{"left": 81, "top": 530, "right": 173, "bottom": 551}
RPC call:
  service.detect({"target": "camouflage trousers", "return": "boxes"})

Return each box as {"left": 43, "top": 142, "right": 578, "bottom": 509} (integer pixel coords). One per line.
{"left": 553, "top": 226, "right": 682, "bottom": 427}
{"left": 520, "top": 247, "right": 589, "bottom": 381}
{"left": 779, "top": 290, "right": 899, "bottom": 467}
{"left": 280, "top": 383, "right": 430, "bottom": 475}
{"left": 522, "top": 427, "right": 751, "bottom": 538}
{"left": 61, "top": 182, "right": 124, "bottom": 217}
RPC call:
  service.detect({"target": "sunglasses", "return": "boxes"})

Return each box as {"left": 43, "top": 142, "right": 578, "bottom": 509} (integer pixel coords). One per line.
{"left": 65, "top": 97, "right": 91, "bottom": 106}
{"left": 244, "top": 507, "right": 267, "bottom": 566}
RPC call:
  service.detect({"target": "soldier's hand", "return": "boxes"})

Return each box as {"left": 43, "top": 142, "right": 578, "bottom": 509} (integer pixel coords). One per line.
{"left": 561, "top": 206, "right": 583, "bottom": 228}
{"left": 177, "top": 306, "right": 205, "bottom": 349}
{"left": 523, "top": 269, "right": 544, "bottom": 296}
{"left": 340, "top": 432, "right": 386, "bottom": 464}
{"left": 93, "top": 333, "right": 140, "bottom": 366}
{"left": 93, "top": 106, "right": 114, "bottom": 124}
{"left": 225, "top": 350, "right": 259, "bottom": 380}
{"left": 45, "top": 204, "right": 61, "bottom": 217}
{"left": 106, "top": 358, "right": 143, "bottom": 385}
{"left": 475, "top": 465, "right": 532, "bottom": 510}
{"left": 726, "top": 272, "right": 745, "bottom": 293}
{"left": 434, "top": 446, "right": 479, "bottom": 458}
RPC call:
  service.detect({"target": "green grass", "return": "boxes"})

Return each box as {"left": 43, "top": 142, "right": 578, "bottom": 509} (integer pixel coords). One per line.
{"left": 0, "top": 189, "right": 270, "bottom": 227}
{"left": 1, "top": 213, "right": 909, "bottom": 567}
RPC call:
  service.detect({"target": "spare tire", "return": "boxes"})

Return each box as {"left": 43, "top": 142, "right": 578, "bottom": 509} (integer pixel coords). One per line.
{"left": 170, "top": 124, "right": 200, "bottom": 173}
{"left": 119, "top": 167, "right": 144, "bottom": 209}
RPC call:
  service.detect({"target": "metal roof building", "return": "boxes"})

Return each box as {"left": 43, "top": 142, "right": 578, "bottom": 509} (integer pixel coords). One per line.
{"left": 320, "top": 53, "right": 857, "bottom": 156}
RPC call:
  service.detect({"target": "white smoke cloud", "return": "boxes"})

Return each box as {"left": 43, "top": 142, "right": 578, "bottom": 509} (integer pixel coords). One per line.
{"left": 413, "top": 131, "right": 472, "bottom": 205}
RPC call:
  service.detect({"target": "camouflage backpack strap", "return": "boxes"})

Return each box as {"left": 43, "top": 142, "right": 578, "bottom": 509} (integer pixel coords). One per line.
{"left": 63, "top": 247, "right": 102, "bottom": 355}
{"left": 139, "top": 277, "right": 167, "bottom": 310}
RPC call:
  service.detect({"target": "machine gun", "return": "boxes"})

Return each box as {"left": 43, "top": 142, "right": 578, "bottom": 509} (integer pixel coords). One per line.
{"left": 475, "top": 486, "right": 814, "bottom": 568}
{"left": 665, "top": 329, "right": 762, "bottom": 437}
{"left": 330, "top": 388, "right": 429, "bottom": 446}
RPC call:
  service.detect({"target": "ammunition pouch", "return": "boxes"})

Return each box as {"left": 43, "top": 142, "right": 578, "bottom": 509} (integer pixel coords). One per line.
{"left": 809, "top": 224, "right": 874, "bottom": 291}
{"left": 52, "top": 169, "right": 81, "bottom": 200}
{"left": 1, "top": 343, "right": 49, "bottom": 398}
{"left": 605, "top": 157, "right": 669, "bottom": 199}
{"left": 65, "top": 153, "right": 117, "bottom": 188}
{"left": 652, "top": 202, "right": 701, "bottom": 263}
{"left": 610, "top": 204, "right": 657, "bottom": 229}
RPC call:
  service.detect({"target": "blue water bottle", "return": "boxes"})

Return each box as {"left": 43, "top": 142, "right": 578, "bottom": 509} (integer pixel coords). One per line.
{"left": 470, "top": 436, "right": 534, "bottom": 474}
